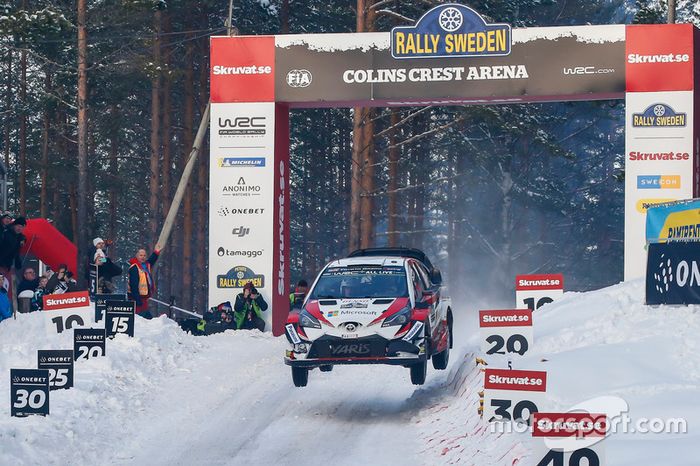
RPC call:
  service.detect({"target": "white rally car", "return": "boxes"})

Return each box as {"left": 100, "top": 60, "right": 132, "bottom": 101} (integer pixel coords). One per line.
{"left": 284, "top": 248, "right": 453, "bottom": 387}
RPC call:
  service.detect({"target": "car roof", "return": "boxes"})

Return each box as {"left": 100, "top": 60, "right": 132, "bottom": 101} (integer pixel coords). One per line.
{"left": 347, "top": 247, "right": 434, "bottom": 271}
{"left": 325, "top": 256, "right": 408, "bottom": 268}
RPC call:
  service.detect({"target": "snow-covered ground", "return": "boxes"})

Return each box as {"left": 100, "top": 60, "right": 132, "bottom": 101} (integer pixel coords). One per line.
{"left": 0, "top": 279, "right": 697, "bottom": 465}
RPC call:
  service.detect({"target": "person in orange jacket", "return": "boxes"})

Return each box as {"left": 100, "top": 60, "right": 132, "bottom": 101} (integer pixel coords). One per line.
{"left": 127, "top": 248, "right": 159, "bottom": 319}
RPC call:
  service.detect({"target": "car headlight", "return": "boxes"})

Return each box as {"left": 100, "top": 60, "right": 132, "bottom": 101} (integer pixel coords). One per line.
{"left": 382, "top": 306, "right": 412, "bottom": 327}
{"left": 299, "top": 309, "right": 322, "bottom": 329}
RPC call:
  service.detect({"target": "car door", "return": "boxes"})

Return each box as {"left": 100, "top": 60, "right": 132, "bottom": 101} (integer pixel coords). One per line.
{"left": 410, "top": 261, "right": 438, "bottom": 330}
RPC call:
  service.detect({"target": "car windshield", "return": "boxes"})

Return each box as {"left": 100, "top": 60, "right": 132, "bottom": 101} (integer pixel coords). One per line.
{"left": 310, "top": 265, "right": 408, "bottom": 299}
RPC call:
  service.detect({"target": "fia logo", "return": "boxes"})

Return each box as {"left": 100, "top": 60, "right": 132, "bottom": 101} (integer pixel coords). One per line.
{"left": 286, "top": 69, "right": 312, "bottom": 88}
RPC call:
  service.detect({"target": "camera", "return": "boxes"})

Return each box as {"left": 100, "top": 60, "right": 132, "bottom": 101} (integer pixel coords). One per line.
{"left": 249, "top": 287, "right": 258, "bottom": 295}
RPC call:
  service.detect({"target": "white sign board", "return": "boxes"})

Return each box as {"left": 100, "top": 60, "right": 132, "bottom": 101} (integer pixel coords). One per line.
{"left": 483, "top": 368, "right": 547, "bottom": 425}
{"left": 479, "top": 309, "right": 533, "bottom": 357}
{"left": 209, "top": 102, "right": 277, "bottom": 329}
{"left": 532, "top": 412, "right": 607, "bottom": 466}
{"left": 624, "top": 91, "right": 694, "bottom": 280}
{"left": 515, "top": 274, "right": 563, "bottom": 311}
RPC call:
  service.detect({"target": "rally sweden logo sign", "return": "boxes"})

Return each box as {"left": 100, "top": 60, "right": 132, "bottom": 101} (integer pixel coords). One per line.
{"left": 391, "top": 4, "right": 511, "bottom": 59}
{"left": 632, "top": 103, "right": 687, "bottom": 128}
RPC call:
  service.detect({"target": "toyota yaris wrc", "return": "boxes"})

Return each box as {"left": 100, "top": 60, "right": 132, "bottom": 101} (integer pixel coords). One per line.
{"left": 284, "top": 248, "right": 453, "bottom": 387}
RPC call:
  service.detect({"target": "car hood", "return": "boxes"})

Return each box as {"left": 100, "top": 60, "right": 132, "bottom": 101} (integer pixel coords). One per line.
{"left": 316, "top": 297, "right": 409, "bottom": 326}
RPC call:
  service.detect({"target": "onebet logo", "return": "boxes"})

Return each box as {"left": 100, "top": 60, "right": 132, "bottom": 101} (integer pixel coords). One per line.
{"left": 627, "top": 53, "right": 690, "bottom": 64}
{"left": 212, "top": 65, "right": 272, "bottom": 75}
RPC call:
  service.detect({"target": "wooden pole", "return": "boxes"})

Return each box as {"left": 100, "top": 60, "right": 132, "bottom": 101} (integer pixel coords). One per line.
{"left": 667, "top": 0, "right": 676, "bottom": 24}
{"left": 155, "top": 102, "right": 210, "bottom": 252}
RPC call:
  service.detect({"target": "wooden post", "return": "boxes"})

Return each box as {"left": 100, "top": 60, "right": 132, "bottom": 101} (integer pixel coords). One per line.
{"left": 155, "top": 103, "right": 210, "bottom": 253}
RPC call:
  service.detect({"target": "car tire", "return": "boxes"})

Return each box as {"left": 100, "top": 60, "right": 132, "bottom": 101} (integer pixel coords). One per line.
{"left": 410, "top": 360, "right": 427, "bottom": 385}
{"left": 292, "top": 367, "right": 309, "bottom": 387}
{"left": 319, "top": 365, "right": 333, "bottom": 372}
{"left": 432, "top": 324, "right": 450, "bottom": 370}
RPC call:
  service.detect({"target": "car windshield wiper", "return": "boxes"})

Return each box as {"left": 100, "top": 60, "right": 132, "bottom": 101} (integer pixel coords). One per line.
{"left": 314, "top": 295, "right": 338, "bottom": 299}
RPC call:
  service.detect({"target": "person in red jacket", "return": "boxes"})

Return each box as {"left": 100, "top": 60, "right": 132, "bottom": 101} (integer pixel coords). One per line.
{"left": 127, "top": 248, "right": 159, "bottom": 319}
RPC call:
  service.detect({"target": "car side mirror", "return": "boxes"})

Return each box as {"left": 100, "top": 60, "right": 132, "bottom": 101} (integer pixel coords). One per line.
{"left": 430, "top": 268, "right": 442, "bottom": 286}
{"left": 421, "top": 290, "right": 436, "bottom": 305}
{"left": 415, "top": 300, "right": 431, "bottom": 309}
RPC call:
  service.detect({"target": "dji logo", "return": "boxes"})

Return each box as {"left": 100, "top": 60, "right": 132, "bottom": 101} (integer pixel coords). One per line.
{"left": 233, "top": 226, "right": 250, "bottom": 238}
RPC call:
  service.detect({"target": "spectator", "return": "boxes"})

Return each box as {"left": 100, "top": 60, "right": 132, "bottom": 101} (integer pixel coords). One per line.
{"left": 46, "top": 264, "right": 70, "bottom": 294}
{"left": 187, "top": 302, "right": 237, "bottom": 335}
{"left": 93, "top": 237, "right": 107, "bottom": 264}
{"left": 128, "top": 248, "right": 160, "bottom": 319}
{"left": 0, "top": 217, "right": 27, "bottom": 287}
{"left": 17, "top": 267, "right": 39, "bottom": 294}
{"left": 90, "top": 237, "right": 120, "bottom": 293}
{"left": 1, "top": 212, "right": 13, "bottom": 230}
{"left": 34, "top": 276, "right": 49, "bottom": 310}
{"left": 64, "top": 271, "right": 79, "bottom": 292}
{"left": 234, "top": 282, "right": 268, "bottom": 331}
{"left": 0, "top": 277, "right": 11, "bottom": 322}
{"left": 289, "top": 279, "right": 308, "bottom": 311}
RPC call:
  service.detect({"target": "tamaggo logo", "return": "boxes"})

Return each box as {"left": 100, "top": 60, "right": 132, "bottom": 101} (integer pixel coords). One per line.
{"left": 216, "top": 247, "right": 263, "bottom": 259}
{"left": 632, "top": 104, "right": 686, "bottom": 128}
{"left": 391, "top": 4, "right": 511, "bottom": 59}
{"left": 218, "top": 157, "right": 266, "bottom": 168}
{"left": 637, "top": 175, "right": 681, "bottom": 190}
{"left": 217, "top": 116, "right": 266, "bottom": 136}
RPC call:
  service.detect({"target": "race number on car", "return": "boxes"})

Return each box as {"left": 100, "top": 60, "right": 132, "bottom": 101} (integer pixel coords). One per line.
{"left": 479, "top": 309, "right": 533, "bottom": 357}
{"left": 37, "top": 350, "right": 74, "bottom": 391}
{"left": 483, "top": 368, "right": 547, "bottom": 425}
{"left": 10, "top": 368, "right": 50, "bottom": 417}
{"left": 515, "top": 274, "right": 563, "bottom": 311}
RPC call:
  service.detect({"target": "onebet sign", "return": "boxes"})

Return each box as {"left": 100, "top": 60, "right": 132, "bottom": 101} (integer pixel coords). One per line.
{"left": 43, "top": 291, "right": 91, "bottom": 311}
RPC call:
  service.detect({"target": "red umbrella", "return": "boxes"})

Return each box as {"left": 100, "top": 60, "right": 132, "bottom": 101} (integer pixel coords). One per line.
{"left": 19, "top": 218, "right": 78, "bottom": 273}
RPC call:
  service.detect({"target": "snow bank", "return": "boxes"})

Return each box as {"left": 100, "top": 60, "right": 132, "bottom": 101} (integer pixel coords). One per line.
{"left": 0, "top": 311, "right": 209, "bottom": 465}
{"left": 520, "top": 279, "right": 700, "bottom": 466}
{"left": 1, "top": 279, "right": 697, "bottom": 465}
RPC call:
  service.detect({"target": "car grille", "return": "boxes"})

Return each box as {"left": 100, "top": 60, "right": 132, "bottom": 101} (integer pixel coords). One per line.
{"left": 310, "top": 336, "right": 388, "bottom": 358}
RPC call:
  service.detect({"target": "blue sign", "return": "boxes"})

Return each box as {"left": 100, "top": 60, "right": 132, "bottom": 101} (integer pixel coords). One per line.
{"left": 632, "top": 103, "right": 686, "bottom": 128}
{"left": 637, "top": 175, "right": 681, "bottom": 190}
{"left": 218, "top": 157, "right": 266, "bottom": 168}
{"left": 391, "top": 4, "right": 511, "bottom": 59}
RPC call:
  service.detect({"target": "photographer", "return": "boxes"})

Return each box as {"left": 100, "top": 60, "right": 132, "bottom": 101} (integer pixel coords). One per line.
{"left": 46, "top": 264, "right": 70, "bottom": 294}
{"left": 233, "top": 282, "right": 268, "bottom": 331}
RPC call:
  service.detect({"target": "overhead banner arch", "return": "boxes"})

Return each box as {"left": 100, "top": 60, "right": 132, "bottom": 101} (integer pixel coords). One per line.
{"left": 208, "top": 4, "right": 700, "bottom": 335}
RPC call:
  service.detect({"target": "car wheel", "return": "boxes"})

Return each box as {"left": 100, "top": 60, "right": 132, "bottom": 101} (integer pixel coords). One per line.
{"left": 319, "top": 365, "right": 333, "bottom": 372}
{"left": 432, "top": 339, "right": 449, "bottom": 371}
{"left": 410, "top": 360, "right": 427, "bottom": 385}
{"left": 291, "top": 367, "right": 309, "bottom": 387}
